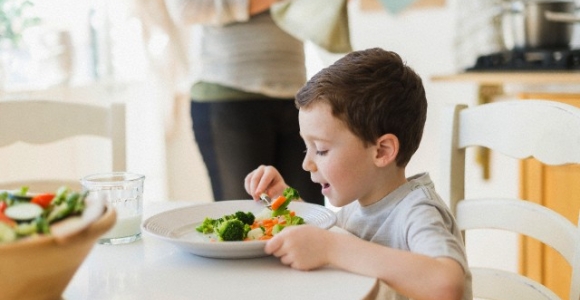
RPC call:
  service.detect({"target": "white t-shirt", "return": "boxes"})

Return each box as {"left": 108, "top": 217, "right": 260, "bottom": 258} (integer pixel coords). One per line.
{"left": 337, "top": 173, "right": 473, "bottom": 300}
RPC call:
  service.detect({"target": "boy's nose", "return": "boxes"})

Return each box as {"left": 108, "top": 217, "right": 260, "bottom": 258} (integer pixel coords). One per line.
{"left": 302, "top": 156, "right": 317, "bottom": 172}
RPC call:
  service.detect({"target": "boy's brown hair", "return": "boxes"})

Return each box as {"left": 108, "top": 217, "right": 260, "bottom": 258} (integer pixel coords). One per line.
{"left": 295, "top": 47, "right": 427, "bottom": 167}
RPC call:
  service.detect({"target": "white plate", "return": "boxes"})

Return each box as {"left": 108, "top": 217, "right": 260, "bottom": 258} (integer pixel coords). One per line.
{"left": 142, "top": 200, "right": 337, "bottom": 259}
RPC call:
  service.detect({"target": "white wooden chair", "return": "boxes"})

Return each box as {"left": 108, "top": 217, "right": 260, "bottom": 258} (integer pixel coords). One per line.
{"left": 440, "top": 100, "right": 580, "bottom": 300}
{"left": 0, "top": 99, "right": 126, "bottom": 192}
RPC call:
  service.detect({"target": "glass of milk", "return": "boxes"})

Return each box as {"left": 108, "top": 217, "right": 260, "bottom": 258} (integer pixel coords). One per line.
{"left": 81, "top": 172, "right": 145, "bottom": 245}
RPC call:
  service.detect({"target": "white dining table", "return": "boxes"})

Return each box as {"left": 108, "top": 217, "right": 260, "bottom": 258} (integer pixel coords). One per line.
{"left": 63, "top": 201, "right": 378, "bottom": 300}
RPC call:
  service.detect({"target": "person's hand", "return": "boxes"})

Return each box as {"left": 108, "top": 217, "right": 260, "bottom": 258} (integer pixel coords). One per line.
{"left": 244, "top": 165, "right": 288, "bottom": 201}
{"left": 265, "top": 225, "right": 333, "bottom": 271}
{"left": 249, "top": 0, "right": 276, "bottom": 16}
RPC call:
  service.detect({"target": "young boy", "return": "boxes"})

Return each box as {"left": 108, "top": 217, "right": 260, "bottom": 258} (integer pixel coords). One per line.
{"left": 244, "top": 48, "right": 472, "bottom": 300}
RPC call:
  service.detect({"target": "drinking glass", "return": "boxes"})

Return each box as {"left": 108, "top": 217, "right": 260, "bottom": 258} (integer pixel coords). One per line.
{"left": 81, "top": 172, "right": 145, "bottom": 245}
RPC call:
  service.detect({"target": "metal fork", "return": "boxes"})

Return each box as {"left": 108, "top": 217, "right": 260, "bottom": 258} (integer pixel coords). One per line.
{"left": 259, "top": 193, "right": 272, "bottom": 209}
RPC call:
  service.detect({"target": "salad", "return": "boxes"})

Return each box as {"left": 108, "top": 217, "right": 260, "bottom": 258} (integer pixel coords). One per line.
{"left": 0, "top": 186, "right": 87, "bottom": 243}
{"left": 196, "top": 187, "right": 305, "bottom": 241}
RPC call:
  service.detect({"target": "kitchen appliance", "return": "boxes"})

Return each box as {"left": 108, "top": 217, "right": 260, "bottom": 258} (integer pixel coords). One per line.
{"left": 468, "top": 0, "right": 580, "bottom": 71}
{"left": 467, "top": 48, "right": 580, "bottom": 71}
{"left": 501, "top": 0, "right": 580, "bottom": 50}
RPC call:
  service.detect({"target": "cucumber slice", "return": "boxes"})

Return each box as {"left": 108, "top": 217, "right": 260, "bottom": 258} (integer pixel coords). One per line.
{"left": 5, "top": 203, "right": 43, "bottom": 221}
{"left": 0, "top": 222, "right": 16, "bottom": 243}
{"left": 15, "top": 221, "right": 38, "bottom": 236}
{"left": 7, "top": 193, "right": 32, "bottom": 202}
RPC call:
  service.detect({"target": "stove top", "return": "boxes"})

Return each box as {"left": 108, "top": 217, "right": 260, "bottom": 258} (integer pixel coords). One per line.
{"left": 467, "top": 48, "right": 580, "bottom": 71}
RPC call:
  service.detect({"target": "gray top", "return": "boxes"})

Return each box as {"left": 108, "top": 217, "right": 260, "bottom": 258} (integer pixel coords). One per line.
{"left": 198, "top": 12, "right": 306, "bottom": 99}
{"left": 337, "top": 173, "right": 473, "bottom": 300}
{"left": 164, "top": 0, "right": 306, "bottom": 100}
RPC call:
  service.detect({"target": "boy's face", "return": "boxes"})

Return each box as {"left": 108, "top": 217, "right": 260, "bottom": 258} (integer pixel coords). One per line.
{"left": 298, "top": 102, "right": 382, "bottom": 207}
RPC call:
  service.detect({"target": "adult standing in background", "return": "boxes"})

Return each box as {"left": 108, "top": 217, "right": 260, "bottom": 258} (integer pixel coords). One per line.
{"left": 164, "top": 0, "right": 325, "bottom": 205}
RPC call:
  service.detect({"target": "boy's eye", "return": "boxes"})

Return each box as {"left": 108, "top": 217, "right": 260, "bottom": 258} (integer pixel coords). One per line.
{"left": 316, "top": 150, "right": 328, "bottom": 156}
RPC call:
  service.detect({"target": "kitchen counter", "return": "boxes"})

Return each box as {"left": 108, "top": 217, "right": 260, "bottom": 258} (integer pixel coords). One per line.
{"left": 432, "top": 71, "right": 580, "bottom": 107}
{"left": 432, "top": 71, "right": 580, "bottom": 85}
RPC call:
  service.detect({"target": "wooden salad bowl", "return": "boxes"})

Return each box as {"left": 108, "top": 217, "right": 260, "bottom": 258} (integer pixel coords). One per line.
{"left": 0, "top": 204, "right": 116, "bottom": 300}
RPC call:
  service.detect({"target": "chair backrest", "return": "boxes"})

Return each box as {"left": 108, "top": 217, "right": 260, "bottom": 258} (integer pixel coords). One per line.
{"left": 440, "top": 100, "right": 580, "bottom": 300}
{"left": 0, "top": 99, "right": 126, "bottom": 192}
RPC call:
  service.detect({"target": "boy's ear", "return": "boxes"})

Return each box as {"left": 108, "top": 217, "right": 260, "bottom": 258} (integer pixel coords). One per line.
{"left": 374, "top": 133, "right": 399, "bottom": 167}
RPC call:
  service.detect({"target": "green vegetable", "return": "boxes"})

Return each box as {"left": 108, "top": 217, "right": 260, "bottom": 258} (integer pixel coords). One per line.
{"left": 0, "top": 190, "right": 8, "bottom": 201}
{"left": 47, "top": 191, "right": 84, "bottom": 223}
{"left": 35, "top": 216, "right": 50, "bottom": 234}
{"left": 234, "top": 211, "right": 255, "bottom": 225}
{"left": 290, "top": 215, "right": 305, "bottom": 225}
{"left": 0, "top": 186, "right": 88, "bottom": 244}
{"left": 271, "top": 224, "right": 284, "bottom": 235}
{"left": 196, "top": 217, "right": 216, "bottom": 234}
{"left": 14, "top": 221, "right": 38, "bottom": 236}
{"left": 0, "top": 222, "right": 16, "bottom": 243}
{"left": 283, "top": 187, "right": 300, "bottom": 202}
{"left": 195, "top": 187, "right": 303, "bottom": 241}
{"left": 217, "top": 219, "right": 251, "bottom": 241}
{"left": 50, "top": 186, "right": 71, "bottom": 206}
{"left": 272, "top": 187, "right": 300, "bottom": 217}
{"left": 195, "top": 210, "right": 255, "bottom": 241}
{"left": 7, "top": 186, "right": 32, "bottom": 203}
{"left": 17, "top": 186, "right": 29, "bottom": 196}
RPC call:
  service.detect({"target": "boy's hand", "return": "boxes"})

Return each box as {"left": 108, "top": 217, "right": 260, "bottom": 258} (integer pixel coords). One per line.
{"left": 244, "top": 165, "right": 289, "bottom": 201}
{"left": 265, "top": 225, "right": 332, "bottom": 271}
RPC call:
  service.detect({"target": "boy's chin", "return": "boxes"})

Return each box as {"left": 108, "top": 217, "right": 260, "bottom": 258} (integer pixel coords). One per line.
{"left": 326, "top": 197, "right": 347, "bottom": 208}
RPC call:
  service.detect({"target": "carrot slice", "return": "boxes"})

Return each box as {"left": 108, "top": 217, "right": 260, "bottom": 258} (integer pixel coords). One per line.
{"left": 270, "top": 195, "right": 286, "bottom": 210}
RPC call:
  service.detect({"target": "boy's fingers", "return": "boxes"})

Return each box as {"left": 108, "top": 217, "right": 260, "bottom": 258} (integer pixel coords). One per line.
{"left": 245, "top": 165, "right": 267, "bottom": 200}
{"left": 264, "top": 235, "right": 281, "bottom": 255}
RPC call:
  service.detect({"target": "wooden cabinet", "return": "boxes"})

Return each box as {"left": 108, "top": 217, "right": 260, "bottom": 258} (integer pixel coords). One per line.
{"left": 519, "top": 92, "right": 580, "bottom": 300}
{"left": 432, "top": 73, "right": 580, "bottom": 299}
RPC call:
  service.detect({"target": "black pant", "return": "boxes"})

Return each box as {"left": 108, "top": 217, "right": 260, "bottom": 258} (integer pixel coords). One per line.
{"left": 190, "top": 100, "right": 324, "bottom": 205}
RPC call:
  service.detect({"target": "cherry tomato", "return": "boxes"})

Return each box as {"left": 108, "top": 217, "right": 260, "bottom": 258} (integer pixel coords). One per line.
{"left": 31, "top": 193, "right": 55, "bottom": 209}
{"left": 0, "top": 211, "right": 16, "bottom": 227}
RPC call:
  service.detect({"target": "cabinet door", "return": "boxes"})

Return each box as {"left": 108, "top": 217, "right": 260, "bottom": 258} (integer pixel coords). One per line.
{"left": 519, "top": 93, "right": 580, "bottom": 300}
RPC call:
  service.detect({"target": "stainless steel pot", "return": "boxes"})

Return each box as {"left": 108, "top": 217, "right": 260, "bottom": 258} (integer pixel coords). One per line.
{"left": 501, "top": 0, "right": 580, "bottom": 50}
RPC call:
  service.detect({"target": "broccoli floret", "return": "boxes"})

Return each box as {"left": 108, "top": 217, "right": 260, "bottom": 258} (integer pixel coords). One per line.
{"left": 217, "top": 219, "right": 250, "bottom": 241}
{"left": 234, "top": 211, "right": 255, "bottom": 225}
{"left": 196, "top": 217, "right": 217, "bottom": 234}
{"left": 283, "top": 187, "right": 300, "bottom": 201}
{"left": 290, "top": 216, "right": 305, "bottom": 225}
{"left": 271, "top": 187, "right": 301, "bottom": 216}
{"left": 196, "top": 210, "right": 256, "bottom": 241}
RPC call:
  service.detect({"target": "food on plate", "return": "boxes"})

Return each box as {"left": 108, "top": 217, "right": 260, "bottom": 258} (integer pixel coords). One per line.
{"left": 0, "top": 186, "right": 88, "bottom": 243}
{"left": 196, "top": 210, "right": 255, "bottom": 241}
{"left": 195, "top": 187, "right": 304, "bottom": 241}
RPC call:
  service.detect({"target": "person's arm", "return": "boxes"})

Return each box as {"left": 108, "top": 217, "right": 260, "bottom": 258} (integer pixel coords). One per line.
{"left": 265, "top": 226, "right": 465, "bottom": 300}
